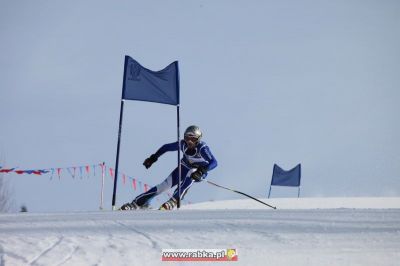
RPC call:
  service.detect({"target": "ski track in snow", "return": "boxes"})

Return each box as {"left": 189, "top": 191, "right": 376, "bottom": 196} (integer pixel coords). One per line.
{"left": 29, "top": 236, "right": 64, "bottom": 266}
{"left": 0, "top": 198, "right": 400, "bottom": 266}
{"left": 113, "top": 220, "right": 161, "bottom": 250}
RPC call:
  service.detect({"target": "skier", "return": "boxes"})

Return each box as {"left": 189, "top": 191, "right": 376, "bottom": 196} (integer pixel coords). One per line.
{"left": 120, "top": 125, "right": 218, "bottom": 210}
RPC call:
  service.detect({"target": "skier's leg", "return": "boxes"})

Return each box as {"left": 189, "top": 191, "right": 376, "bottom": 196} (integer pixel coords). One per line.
{"left": 133, "top": 186, "right": 158, "bottom": 207}
{"left": 159, "top": 168, "right": 196, "bottom": 210}
{"left": 134, "top": 167, "right": 186, "bottom": 206}
{"left": 171, "top": 168, "right": 196, "bottom": 202}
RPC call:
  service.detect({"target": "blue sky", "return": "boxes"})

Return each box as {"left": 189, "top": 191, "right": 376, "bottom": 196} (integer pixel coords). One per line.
{"left": 1, "top": 1, "right": 399, "bottom": 212}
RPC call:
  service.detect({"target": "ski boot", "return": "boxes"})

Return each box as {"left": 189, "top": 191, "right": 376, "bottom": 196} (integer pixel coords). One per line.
{"left": 119, "top": 201, "right": 140, "bottom": 211}
{"left": 159, "top": 198, "right": 177, "bottom": 210}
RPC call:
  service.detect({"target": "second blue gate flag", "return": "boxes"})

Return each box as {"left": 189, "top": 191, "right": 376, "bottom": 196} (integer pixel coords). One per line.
{"left": 122, "top": 56, "right": 180, "bottom": 106}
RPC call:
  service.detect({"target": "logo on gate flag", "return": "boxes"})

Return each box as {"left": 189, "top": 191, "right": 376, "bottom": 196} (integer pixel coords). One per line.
{"left": 128, "top": 61, "right": 141, "bottom": 81}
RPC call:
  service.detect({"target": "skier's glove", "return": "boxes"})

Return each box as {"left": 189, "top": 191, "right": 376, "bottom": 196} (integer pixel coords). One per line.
{"left": 191, "top": 166, "right": 207, "bottom": 182}
{"left": 143, "top": 154, "right": 158, "bottom": 169}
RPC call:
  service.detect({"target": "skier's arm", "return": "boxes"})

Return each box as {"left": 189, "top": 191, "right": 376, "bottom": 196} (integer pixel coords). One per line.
{"left": 143, "top": 141, "right": 179, "bottom": 169}
{"left": 200, "top": 146, "right": 218, "bottom": 171}
{"left": 154, "top": 141, "right": 179, "bottom": 158}
{"left": 191, "top": 146, "right": 218, "bottom": 181}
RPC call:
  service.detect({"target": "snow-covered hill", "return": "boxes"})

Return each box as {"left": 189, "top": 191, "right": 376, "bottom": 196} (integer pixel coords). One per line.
{"left": 1, "top": 197, "right": 399, "bottom": 266}
{"left": 183, "top": 197, "right": 400, "bottom": 210}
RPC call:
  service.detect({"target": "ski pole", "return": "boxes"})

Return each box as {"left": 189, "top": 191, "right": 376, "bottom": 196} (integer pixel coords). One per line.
{"left": 206, "top": 180, "right": 277, "bottom": 209}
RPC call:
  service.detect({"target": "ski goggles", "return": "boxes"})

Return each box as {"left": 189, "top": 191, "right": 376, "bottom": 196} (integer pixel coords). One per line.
{"left": 184, "top": 135, "right": 199, "bottom": 144}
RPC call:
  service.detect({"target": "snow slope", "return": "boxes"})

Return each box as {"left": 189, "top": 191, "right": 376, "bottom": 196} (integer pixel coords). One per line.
{"left": 183, "top": 197, "right": 400, "bottom": 210}
{"left": 1, "top": 198, "right": 399, "bottom": 266}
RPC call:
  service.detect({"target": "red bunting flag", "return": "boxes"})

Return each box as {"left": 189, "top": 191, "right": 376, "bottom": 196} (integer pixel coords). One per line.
{"left": 132, "top": 179, "right": 137, "bottom": 190}
{"left": 0, "top": 168, "right": 14, "bottom": 173}
{"left": 144, "top": 184, "right": 149, "bottom": 192}
{"left": 57, "top": 168, "right": 62, "bottom": 179}
{"left": 109, "top": 168, "right": 114, "bottom": 180}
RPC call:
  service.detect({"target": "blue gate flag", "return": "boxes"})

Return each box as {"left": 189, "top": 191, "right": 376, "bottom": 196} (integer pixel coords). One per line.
{"left": 271, "top": 164, "right": 301, "bottom": 187}
{"left": 122, "top": 56, "right": 180, "bottom": 106}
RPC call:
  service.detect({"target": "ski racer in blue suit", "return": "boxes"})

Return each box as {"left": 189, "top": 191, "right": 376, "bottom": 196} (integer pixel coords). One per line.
{"left": 120, "top": 125, "right": 217, "bottom": 210}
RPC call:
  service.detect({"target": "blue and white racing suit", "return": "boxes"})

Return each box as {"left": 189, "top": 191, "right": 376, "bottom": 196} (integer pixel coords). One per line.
{"left": 134, "top": 140, "right": 217, "bottom": 206}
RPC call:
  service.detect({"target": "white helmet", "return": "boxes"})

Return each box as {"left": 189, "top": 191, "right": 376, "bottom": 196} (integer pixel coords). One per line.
{"left": 184, "top": 125, "right": 202, "bottom": 143}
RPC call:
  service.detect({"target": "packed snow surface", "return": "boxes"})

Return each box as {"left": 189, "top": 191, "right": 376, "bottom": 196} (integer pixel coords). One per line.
{"left": 1, "top": 197, "right": 399, "bottom": 266}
